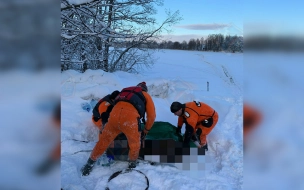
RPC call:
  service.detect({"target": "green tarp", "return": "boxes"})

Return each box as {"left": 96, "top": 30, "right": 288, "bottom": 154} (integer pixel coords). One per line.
{"left": 113, "top": 121, "right": 197, "bottom": 147}
{"left": 144, "top": 121, "right": 183, "bottom": 141}
{"left": 143, "top": 121, "right": 197, "bottom": 147}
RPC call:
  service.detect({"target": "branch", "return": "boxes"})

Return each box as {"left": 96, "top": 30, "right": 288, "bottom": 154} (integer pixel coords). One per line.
{"left": 61, "top": 0, "right": 101, "bottom": 11}
{"left": 112, "top": 10, "right": 180, "bottom": 66}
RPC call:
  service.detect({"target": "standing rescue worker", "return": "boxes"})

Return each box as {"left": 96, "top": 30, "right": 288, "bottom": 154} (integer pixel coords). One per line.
{"left": 170, "top": 101, "right": 218, "bottom": 148}
{"left": 92, "top": 90, "right": 120, "bottom": 132}
{"left": 81, "top": 82, "right": 156, "bottom": 176}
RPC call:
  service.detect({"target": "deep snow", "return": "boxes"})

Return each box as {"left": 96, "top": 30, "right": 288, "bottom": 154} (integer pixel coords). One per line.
{"left": 61, "top": 49, "right": 243, "bottom": 190}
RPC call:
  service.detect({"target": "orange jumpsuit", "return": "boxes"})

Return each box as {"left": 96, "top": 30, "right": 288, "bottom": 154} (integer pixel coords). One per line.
{"left": 90, "top": 91, "right": 156, "bottom": 161}
{"left": 177, "top": 101, "right": 218, "bottom": 145}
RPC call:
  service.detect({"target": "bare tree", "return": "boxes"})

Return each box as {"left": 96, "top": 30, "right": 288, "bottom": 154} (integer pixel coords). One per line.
{"left": 61, "top": 0, "right": 181, "bottom": 73}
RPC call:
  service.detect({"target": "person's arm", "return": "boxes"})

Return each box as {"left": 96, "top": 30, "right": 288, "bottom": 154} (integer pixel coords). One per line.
{"left": 183, "top": 110, "right": 198, "bottom": 145}
{"left": 183, "top": 122, "right": 195, "bottom": 146}
{"left": 175, "top": 116, "right": 184, "bottom": 134}
{"left": 100, "top": 104, "right": 114, "bottom": 125}
{"left": 177, "top": 116, "right": 184, "bottom": 128}
{"left": 142, "top": 91, "right": 156, "bottom": 133}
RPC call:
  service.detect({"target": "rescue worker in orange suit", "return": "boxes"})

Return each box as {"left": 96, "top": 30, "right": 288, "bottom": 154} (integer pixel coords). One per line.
{"left": 92, "top": 90, "right": 120, "bottom": 132}
{"left": 81, "top": 82, "right": 156, "bottom": 176}
{"left": 170, "top": 101, "right": 219, "bottom": 149}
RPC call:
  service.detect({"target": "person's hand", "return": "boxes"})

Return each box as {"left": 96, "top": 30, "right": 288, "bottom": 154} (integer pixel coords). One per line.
{"left": 93, "top": 116, "right": 100, "bottom": 122}
{"left": 176, "top": 127, "right": 181, "bottom": 134}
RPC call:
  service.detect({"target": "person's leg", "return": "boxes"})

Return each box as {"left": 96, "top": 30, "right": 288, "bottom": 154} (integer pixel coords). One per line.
{"left": 90, "top": 122, "right": 121, "bottom": 160}
{"left": 122, "top": 122, "right": 141, "bottom": 160}
{"left": 82, "top": 121, "right": 121, "bottom": 176}
{"left": 199, "top": 112, "right": 219, "bottom": 145}
{"left": 119, "top": 111, "right": 141, "bottom": 164}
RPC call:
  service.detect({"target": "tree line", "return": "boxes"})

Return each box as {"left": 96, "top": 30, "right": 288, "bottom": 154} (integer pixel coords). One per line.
{"left": 144, "top": 34, "right": 243, "bottom": 53}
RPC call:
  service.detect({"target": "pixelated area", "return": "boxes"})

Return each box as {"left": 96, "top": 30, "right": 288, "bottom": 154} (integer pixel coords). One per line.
{"left": 143, "top": 140, "right": 206, "bottom": 157}
{"left": 107, "top": 139, "right": 206, "bottom": 166}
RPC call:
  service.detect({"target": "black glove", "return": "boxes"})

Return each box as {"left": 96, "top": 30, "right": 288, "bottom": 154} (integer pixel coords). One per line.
{"left": 176, "top": 127, "right": 181, "bottom": 134}
{"left": 100, "top": 112, "right": 109, "bottom": 123}
{"left": 201, "top": 117, "right": 213, "bottom": 128}
{"left": 93, "top": 116, "right": 100, "bottom": 122}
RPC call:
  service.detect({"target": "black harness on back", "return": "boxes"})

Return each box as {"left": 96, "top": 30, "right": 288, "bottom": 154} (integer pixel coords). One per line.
{"left": 115, "top": 86, "right": 147, "bottom": 132}
{"left": 92, "top": 95, "right": 115, "bottom": 123}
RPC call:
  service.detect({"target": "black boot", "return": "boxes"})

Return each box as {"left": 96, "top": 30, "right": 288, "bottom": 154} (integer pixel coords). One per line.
{"left": 128, "top": 160, "right": 137, "bottom": 169}
{"left": 81, "top": 158, "right": 96, "bottom": 176}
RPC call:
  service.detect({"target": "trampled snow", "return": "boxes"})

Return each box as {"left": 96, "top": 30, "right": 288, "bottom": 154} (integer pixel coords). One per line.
{"left": 61, "top": 50, "right": 243, "bottom": 189}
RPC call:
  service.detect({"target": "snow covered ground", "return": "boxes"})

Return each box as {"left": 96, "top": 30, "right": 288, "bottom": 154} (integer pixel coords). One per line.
{"left": 61, "top": 49, "right": 243, "bottom": 190}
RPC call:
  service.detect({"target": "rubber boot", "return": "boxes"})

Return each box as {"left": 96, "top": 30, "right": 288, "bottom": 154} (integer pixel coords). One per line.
{"left": 128, "top": 160, "right": 137, "bottom": 169}
{"left": 81, "top": 158, "right": 96, "bottom": 176}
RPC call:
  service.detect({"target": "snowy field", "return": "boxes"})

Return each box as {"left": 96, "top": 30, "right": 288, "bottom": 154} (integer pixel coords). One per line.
{"left": 61, "top": 49, "right": 243, "bottom": 190}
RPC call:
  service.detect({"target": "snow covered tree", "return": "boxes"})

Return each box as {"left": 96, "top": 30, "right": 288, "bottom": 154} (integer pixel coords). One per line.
{"left": 223, "top": 35, "right": 243, "bottom": 53}
{"left": 61, "top": 0, "right": 181, "bottom": 73}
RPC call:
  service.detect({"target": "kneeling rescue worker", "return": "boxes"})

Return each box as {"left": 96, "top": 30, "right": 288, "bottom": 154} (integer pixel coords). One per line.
{"left": 170, "top": 101, "right": 219, "bottom": 148}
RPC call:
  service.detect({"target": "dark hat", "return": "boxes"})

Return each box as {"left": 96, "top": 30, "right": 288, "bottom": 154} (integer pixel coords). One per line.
{"left": 137, "top": 82, "right": 148, "bottom": 92}
{"left": 170, "top": 101, "right": 182, "bottom": 113}
{"left": 110, "top": 90, "right": 120, "bottom": 100}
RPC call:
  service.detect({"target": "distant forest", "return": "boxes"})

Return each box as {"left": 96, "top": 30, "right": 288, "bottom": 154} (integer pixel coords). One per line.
{"left": 143, "top": 34, "right": 243, "bottom": 53}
